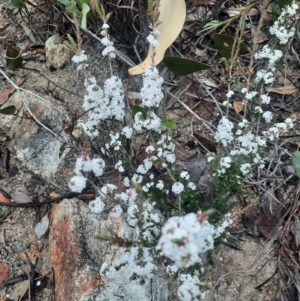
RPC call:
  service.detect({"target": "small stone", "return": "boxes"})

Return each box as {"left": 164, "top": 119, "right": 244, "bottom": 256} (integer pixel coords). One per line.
{"left": 13, "top": 191, "right": 32, "bottom": 203}
{"left": 45, "top": 35, "right": 72, "bottom": 70}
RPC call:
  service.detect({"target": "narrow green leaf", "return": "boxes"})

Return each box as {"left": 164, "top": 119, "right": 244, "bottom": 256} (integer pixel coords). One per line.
{"left": 212, "top": 34, "right": 248, "bottom": 59}
{"left": 6, "top": 44, "right": 23, "bottom": 70}
{"left": 161, "top": 117, "right": 176, "bottom": 129}
{"left": 163, "top": 57, "right": 210, "bottom": 76}
{"left": 81, "top": 3, "right": 90, "bottom": 30}
{"left": 0, "top": 106, "right": 16, "bottom": 115}
{"left": 79, "top": 0, "right": 90, "bottom": 5}
{"left": 3, "top": 0, "right": 25, "bottom": 9}
{"left": 56, "top": 0, "right": 71, "bottom": 6}
{"left": 293, "top": 151, "right": 300, "bottom": 178}
{"left": 22, "top": 24, "right": 36, "bottom": 43}
{"left": 59, "top": 144, "right": 66, "bottom": 158}
{"left": 131, "top": 106, "right": 148, "bottom": 120}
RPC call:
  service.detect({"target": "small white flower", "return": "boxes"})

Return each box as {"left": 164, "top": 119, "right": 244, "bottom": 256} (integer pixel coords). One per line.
{"left": 188, "top": 182, "right": 196, "bottom": 190}
{"left": 255, "top": 106, "right": 263, "bottom": 113}
{"left": 156, "top": 180, "right": 164, "bottom": 190}
{"left": 147, "top": 34, "right": 160, "bottom": 48}
{"left": 261, "top": 94, "right": 271, "bottom": 104}
{"left": 102, "top": 23, "right": 110, "bottom": 30}
{"left": 262, "top": 111, "right": 273, "bottom": 123}
{"left": 109, "top": 205, "right": 123, "bottom": 218}
{"left": 240, "top": 163, "right": 251, "bottom": 175}
{"left": 72, "top": 50, "right": 88, "bottom": 63}
{"left": 172, "top": 182, "right": 185, "bottom": 194}
{"left": 115, "top": 160, "right": 125, "bottom": 172}
{"left": 207, "top": 156, "right": 215, "bottom": 163}
{"left": 180, "top": 171, "right": 190, "bottom": 180}
{"left": 226, "top": 90, "right": 234, "bottom": 98}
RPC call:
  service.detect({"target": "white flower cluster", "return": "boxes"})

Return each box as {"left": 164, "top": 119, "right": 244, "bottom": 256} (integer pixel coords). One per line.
{"left": 255, "top": 70, "right": 274, "bottom": 84}
{"left": 262, "top": 111, "right": 273, "bottom": 123}
{"left": 214, "top": 116, "right": 234, "bottom": 147}
{"left": 101, "top": 247, "right": 156, "bottom": 282}
{"left": 146, "top": 29, "right": 160, "bottom": 48}
{"left": 121, "top": 126, "right": 133, "bottom": 139}
{"left": 100, "top": 23, "right": 115, "bottom": 58}
{"left": 140, "top": 66, "right": 164, "bottom": 107}
{"left": 254, "top": 45, "right": 283, "bottom": 69}
{"left": 156, "top": 212, "right": 216, "bottom": 268}
{"left": 89, "top": 196, "right": 105, "bottom": 213}
{"left": 133, "top": 111, "right": 162, "bottom": 132}
{"left": 69, "top": 157, "right": 106, "bottom": 192}
{"left": 269, "top": 3, "right": 299, "bottom": 44}
{"left": 156, "top": 134, "right": 176, "bottom": 165}
{"left": 79, "top": 76, "right": 125, "bottom": 137}
{"left": 177, "top": 274, "right": 207, "bottom": 301}
{"left": 262, "top": 118, "right": 293, "bottom": 141}
{"left": 109, "top": 204, "right": 123, "bottom": 218}
{"left": 72, "top": 50, "right": 88, "bottom": 63}
{"left": 89, "top": 183, "right": 117, "bottom": 214}
{"left": 172, "top": 182, "right": 185, "bottom": 194}
{"left": 105, "top": 132, "right": 122, "bottom": 151}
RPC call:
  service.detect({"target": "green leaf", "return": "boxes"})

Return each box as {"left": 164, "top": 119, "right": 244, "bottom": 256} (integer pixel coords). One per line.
{"left": 56, "top": 0, "right": 71, "bottom": 6}
{"left": 81, "top": 3, "right": 90, "bottom": 30}
{"left": 163, "top": 57, "right": 210, "bottom": 76}
{"left": 0, "top": 106, "right": 16, "bottom": 115}
{"left": 3, "top": 0, "right": 25, "bottom": 9}
{"left": 131, "top": 106, "right": 148, "bottom": 120}
{"left": 160, "top": 117, "right": 176, "bottom": 129}
{"left": 59, "top": 144, "right": 66, "bottom": 158}
{"left": 79, "top": 0, "right": 90, "bottom": 5}
{"left": 212, "top": 34, "right": 248, "bottom": 59}
{"left": 22, "top": 24, "right": 36, "bottom": 43}
{"left": 293, "top": 151, "right": 300, "bottom": 178}
{"left": 6, "top": 44, "right": 23, "bottom": 70}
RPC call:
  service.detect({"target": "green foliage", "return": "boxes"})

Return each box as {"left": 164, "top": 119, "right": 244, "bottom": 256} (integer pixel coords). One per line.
{"left": 81, "top": 3, "right": 90, "bottom": 30}
{"left": 6, "top": 45, "right": 23, "bottom": 70}
{"left": 132, "top": 105, "right": 149, "bottom": 120}
{"left": 160, "top": 117, "right": 176, "bottom": 130}
{"left": 204, "top": 157, "right": 251, "bottom": 225}
{"left": 212, "top": 34, "right": 248, "bottom": 59}
{"left": 148, "top": 180, "right": 199, "bottom": 217}
{"left": 275, "top": 0, "right": 293, "bottom": 9}
{"left": 3, "top": 0, "right": 25, "bottom": 9}
{"left": 163, "top": 57, "right": 210, "bottom": 76}
{"left": 57, "top": 0, "right": 91, "bottom": 29}
{"left": 0, "top": 106, "right": 16, "bottom": 115}
{"left": 293, "top": 151, "right": 300, "bottom": 178}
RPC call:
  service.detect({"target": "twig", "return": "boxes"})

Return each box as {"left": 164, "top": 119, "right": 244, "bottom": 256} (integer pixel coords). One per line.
{"left": 167, "top": 91, "right": 216, "bottom": 134}
{"left": 0, "top": 192, "right": 79, "bottom": 208}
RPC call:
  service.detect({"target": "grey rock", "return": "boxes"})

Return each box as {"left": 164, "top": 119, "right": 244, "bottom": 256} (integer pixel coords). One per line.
{"left": 45, "top": 35, "right": 73, "bottom": 70}
{"left": 0, "top": 91, "right": 69, "bottom": 180}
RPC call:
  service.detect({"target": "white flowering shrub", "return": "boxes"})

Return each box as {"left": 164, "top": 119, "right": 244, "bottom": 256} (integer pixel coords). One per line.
{"left": 66, "top": 1, "right": 299, "bottom": 300}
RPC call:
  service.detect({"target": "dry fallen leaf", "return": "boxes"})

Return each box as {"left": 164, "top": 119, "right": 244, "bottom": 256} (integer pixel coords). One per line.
{"left": 175, "top": 143, "right": 196, "bottom": 161}
{"left": 49, "top": 191, "right": 60, "bottom": 198}
{"left": 233, "top": 100, "right": 244, "bottom": 114}
{"left": 257, "top": 212, "right": 280, "bottom": 238}
{"left": 193, "top": 129, "right": 217, "bottom": 153}
{"left": 128, "top": 0, "right": 186, "bottom": 75}
{"left": 0, "top": 262, "right": 9, "bottom": 289}
{"left": 0, "top": 77, "right": 25, "bottom": 105}
{"left": 0, "top": 193, "right": 10, "bottom": 204}
{"left": 30, "top": 243, "right": 43, "bottom": 260}
{"left": 251, "top": 25, "right": 269, "bottom": 44}
{"left": 266, "top": 85, "right": 297, "bottom": 95}
{"left": 186, "top": 150, "right": 207, "bottom": 183}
